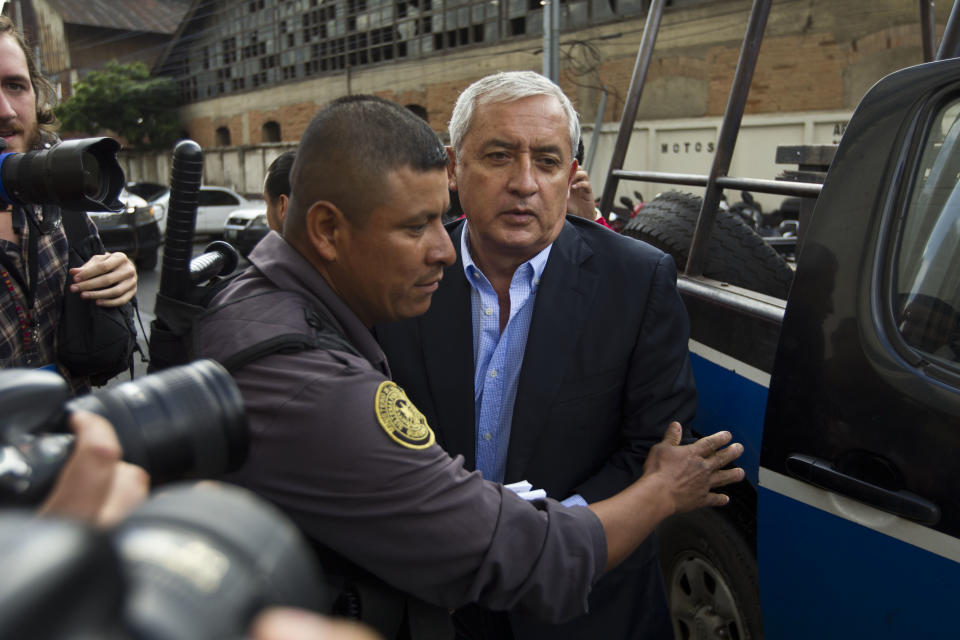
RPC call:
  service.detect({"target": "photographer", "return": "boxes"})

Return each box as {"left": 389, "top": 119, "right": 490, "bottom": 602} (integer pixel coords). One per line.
{"left": 0, "top": 17, "right": 136, "bottom": 385}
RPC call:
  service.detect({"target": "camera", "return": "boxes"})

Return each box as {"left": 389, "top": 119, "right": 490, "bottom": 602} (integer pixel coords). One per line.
{"left": 0, "top": 136, "right": 124, "bottom": 211}
{"left": 0, "top": 359, "right": 249, "bottom": 506}
{"left": 0, "top": 481, "right": 327, "bottom": 639}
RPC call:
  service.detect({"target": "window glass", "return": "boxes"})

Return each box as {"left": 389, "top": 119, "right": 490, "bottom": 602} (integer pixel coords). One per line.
{"left": 895, "top": 98, "right": 960, "bottom": 367}
{"left": 200, "top": 190, "right": 241, "bottom": 206}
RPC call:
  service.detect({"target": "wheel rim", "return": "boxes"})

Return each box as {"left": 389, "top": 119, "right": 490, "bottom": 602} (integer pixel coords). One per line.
{"left": 667, "top": 552, "right": 747, "bottom": 640}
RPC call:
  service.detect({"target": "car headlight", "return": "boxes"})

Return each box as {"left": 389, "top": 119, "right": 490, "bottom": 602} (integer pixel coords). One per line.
{"left": 250, "top": 214, "right": 269, "bottom": 229}
{"left": 132, "top": 205, "right": 161, "bottom": 225}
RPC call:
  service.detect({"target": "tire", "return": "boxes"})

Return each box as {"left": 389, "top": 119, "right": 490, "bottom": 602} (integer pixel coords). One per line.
{"left": 658, "top": 509, "right": 763, "bottom": 640}
{"left": 622, "top": 191, "right": 794, "bottom": 299}
{"left": 136, "top": 250, "right": 158, "bottom": 271}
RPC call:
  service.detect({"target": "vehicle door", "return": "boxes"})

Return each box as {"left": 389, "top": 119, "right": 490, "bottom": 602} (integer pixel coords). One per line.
{"left": 197, "top": 187, "right": 242, "bottom": 234}
{"left": 758, "top": 58, "right": 960, "bottom": 637}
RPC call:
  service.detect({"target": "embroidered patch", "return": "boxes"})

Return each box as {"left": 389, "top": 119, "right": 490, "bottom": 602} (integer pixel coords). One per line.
{"left": 374, "top": 381, "right": 436, "bottom": 450}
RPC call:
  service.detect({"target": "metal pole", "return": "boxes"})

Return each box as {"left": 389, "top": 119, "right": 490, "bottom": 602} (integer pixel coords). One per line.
{"left": 543, "top": 0, "right": 559, "bottom": 80}
{"left": 685, "top": 0, "right": 772, "bottom": 278}
{"left": 921, "top": 0, "right": 937, "bottom": 62}
{"left": 552, "top": 0, "right": 560, "bottom": 79}
{"left": 937, "top": 0, "right": 960, "bottom": 59}
{"left": 584, "top": 87, "right": 608, "bottom": 175}
{"left": 597, "top": 0, "right": 666, "bottom": 218}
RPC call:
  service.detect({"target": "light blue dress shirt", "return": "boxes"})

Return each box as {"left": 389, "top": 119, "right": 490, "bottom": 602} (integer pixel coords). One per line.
{"left": 461, "top": 224, "right": 551, "bottom": 484}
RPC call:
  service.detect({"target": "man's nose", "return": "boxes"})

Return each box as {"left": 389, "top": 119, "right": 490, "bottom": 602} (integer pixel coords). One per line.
{"left": 506, "top": 156, "right": 537, "bottom": 198}
{"left": 0, "top": 92, "right": 15, "bottom": 120}
{"left": 427, "top": 223, "right": 456, "bottom": 267}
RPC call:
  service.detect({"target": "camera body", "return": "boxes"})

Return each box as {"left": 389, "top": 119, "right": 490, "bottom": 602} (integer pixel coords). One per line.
{"left": 0, "top": 359, "right": 249, "bottom": 506}
{"left": 0, "top": 482, "right": 327, "bottom": 639}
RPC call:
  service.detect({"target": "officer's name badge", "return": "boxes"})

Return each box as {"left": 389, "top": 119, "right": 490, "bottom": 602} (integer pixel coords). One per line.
{"left": 375, "top": 381, "right": 435, "bottom": 450}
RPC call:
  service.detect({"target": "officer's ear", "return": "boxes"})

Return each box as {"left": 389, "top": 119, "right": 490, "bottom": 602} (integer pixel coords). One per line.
{"left": 277, "top": 193, "right": 290, "bottom": 227}
{"left": 303, "top": 200, "right": 344, "bottom": 262}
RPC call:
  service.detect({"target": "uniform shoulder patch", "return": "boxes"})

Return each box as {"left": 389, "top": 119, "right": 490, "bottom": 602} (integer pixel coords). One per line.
{"left": 374, "top": 381, "right": 436, "bottom": 450}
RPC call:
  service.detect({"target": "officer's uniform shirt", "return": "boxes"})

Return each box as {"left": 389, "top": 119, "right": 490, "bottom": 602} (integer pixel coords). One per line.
{"left": 195, "top": 231, "right": 606, "bottom": 621}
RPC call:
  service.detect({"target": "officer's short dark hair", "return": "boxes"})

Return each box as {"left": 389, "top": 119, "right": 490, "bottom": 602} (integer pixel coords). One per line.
{"left": 288, "top": 95, "right": 448, "bottom": 230}
{"left": 265, "top": 150, "right": 296, "bottom": 202}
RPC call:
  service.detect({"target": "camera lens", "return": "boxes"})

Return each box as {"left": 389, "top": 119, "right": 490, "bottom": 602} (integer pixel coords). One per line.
{"left": 80, "top": 150, "right": 103, "bottom": 199}
{"left": 114, "top": 482, "right": 327, "bottom": 640}
{"left": 68, "top": 359, "right": 249, "bottom": 484}
{"left": 0, "top": 137, "right": 123, "bottom": 211}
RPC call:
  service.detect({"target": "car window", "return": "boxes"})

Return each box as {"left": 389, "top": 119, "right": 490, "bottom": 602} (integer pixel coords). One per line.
{"left": 894, "top": 97, "right": 960, "bottom": 368}
{"left": 199, "top": 189, "right": 241, "bottom": 206}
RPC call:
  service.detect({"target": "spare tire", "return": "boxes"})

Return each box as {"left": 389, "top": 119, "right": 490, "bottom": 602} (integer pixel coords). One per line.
{"left": 622, "top": 191, "right": 794, "bottom": 299}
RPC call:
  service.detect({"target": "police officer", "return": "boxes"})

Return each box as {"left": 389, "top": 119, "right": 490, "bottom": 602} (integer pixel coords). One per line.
{"left": 194, "top": 95, "right": 743, "bottom": 639}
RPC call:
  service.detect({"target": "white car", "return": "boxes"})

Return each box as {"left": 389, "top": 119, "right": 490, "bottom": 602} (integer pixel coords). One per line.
{"left": 123, "top": 183, "right": 263, "bottom": 237}
{"left": 194, "top": 186, "right": 264, "bottom": 236}
{"left": 223, "top": 207, "right": 270, "bottom": 256}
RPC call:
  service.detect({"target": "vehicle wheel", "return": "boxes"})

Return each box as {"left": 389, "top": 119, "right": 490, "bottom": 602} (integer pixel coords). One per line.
{"left": 622, "top": 190, "right": 794, "bottom": 299}
{"left": 136, "top": 250, "right": 158, "bottom": 271}
{"left": 658, "top": 509, "right": 762, "bottom": 640}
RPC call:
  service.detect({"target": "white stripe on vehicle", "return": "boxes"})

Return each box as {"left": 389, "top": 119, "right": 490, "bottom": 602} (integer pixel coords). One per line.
{"left": 689, "top": 339, "right": 771, "bottom": 389}
{"left": 759, "top": 467, "right": 960, "bottom": 563}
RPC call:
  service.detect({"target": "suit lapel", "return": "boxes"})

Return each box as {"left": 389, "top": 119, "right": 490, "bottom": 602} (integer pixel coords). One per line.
{"left": 505, "top": 221, "right": 600, "bottom": 481}
{"left": 419, "top": 223, "right": 478, "bottom": 468}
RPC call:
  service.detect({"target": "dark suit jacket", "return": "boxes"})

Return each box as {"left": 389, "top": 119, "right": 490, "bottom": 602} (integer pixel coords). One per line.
{"left": 377, "top": 216, "right": 696, "bottom": 639}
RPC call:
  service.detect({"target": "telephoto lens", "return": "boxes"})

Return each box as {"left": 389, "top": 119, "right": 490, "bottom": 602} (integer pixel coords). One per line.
{"left": 114, "top": 482, "right": 328, "bottom": 639}
{"left": 0, "top": 359, "right": 249, "bottom": 505}
{"left": 69, "top": 358, "right": 249, "bottom": 485}
{"left": 0, "top": 137, "right": 125, "bottom": 211}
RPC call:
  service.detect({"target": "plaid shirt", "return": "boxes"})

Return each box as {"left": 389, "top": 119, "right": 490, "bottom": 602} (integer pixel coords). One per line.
{"left": 0, "top": 204, "right": 101, "bottom": 375}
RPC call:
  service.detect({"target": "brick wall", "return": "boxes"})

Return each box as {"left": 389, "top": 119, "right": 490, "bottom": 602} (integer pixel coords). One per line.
{"left": 171, "top": 0, "right": 946, "bottom": 155}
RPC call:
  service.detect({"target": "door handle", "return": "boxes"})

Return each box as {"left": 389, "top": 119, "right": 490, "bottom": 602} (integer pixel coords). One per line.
{"left": 785, "top": 454, "right": 940, "bottom": 525}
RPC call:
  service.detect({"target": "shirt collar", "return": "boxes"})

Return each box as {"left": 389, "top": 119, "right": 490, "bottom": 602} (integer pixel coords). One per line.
{"left": 460, "top": 220, "right": 553, "bottom": 288}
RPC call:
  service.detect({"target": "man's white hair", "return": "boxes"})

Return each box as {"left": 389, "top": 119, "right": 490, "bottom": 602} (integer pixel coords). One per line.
{"left": 448, "top": 71, "right": 580, "bottom": 160}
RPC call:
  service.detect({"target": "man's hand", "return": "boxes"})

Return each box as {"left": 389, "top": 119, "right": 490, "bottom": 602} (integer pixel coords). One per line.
{"left": 250, "top": 608, "right": 383, "bottom": 640}
{"left": 70, "top": 251, "right": 137, "bottom": 307}
{"left": 589, "top": 422, "right": 744, "bottom": 570}
{"left": 567, "top": 168, "right": 598, "bottom": 220}
{"left": 37, "top": 411, "right": 149, "bottom": 528}
{"left": 644, "top": 422, "right": 744, "bottom": 513}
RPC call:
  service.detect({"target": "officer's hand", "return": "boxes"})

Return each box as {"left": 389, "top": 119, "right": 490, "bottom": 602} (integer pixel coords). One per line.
{"left": 37, "top": 411, "right": 150, "bottom": 528}
{"left": 643, "top": 422, "right": 744, "bottom": 514}
{"left": 250, "top": 608, "right": 383, "bottom": 640}
{"left": 70, "top": 251, "right": 137, "bottom": 307}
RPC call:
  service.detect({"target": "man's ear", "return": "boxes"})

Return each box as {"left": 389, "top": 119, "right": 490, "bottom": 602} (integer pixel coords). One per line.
{"left": 277, "top": 193, "right": 289, "bottom": 226}
{"left": 567, "top": 158, "right": 579, "bottom": 189}
{"left": 446, "top": 146, "right": 458, "bottom": 191}
{"left": 304, "top": 200, "right": 343, "bottom": 262}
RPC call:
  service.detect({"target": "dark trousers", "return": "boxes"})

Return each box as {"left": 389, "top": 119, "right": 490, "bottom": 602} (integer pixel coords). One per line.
{"left": 452, "top": 551, "right": 673, "bottom": 640}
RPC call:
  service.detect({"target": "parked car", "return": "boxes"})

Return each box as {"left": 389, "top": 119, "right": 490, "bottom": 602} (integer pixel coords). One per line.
{"left": 87, "top": 187, "right": 163, "bottom": 270}
{"left": 223, "top": 206, "right": 269, "bottom": 257}
{"left": 125, "top": 181, "right": 170, "bottom": 235}
{"left": 195, "top": 186, "right": 264, "bottom": 236}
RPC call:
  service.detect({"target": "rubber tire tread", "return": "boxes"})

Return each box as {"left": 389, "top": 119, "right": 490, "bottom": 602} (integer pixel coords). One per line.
{"left": 622, "top": 191, "right": 793, "bottom": 298}
{"left": 658, "top": 508, "right": 763, "bottom": 640}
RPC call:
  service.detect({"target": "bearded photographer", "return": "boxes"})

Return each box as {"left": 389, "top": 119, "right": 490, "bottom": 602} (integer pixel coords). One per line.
{"left": 0, "top": 17, "right": 136, "bottom": 386}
